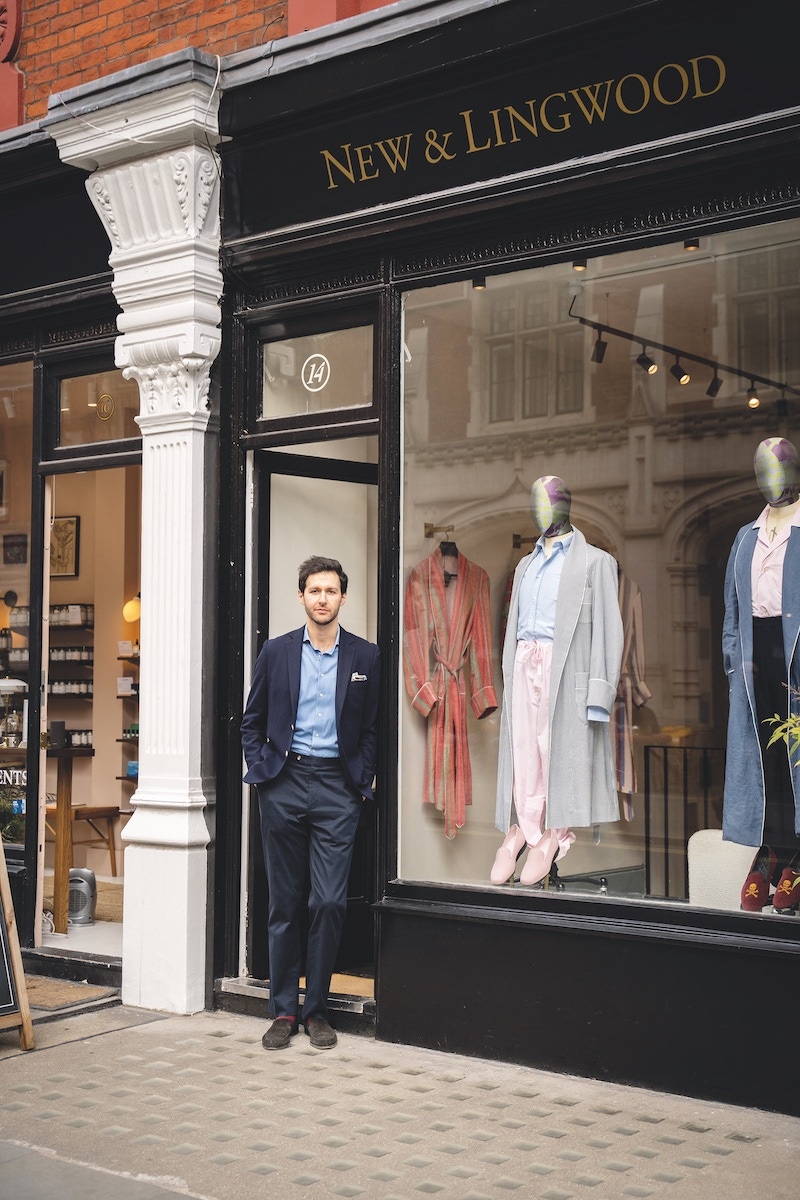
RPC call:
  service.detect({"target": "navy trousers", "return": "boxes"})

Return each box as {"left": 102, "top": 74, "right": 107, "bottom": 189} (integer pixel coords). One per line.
{"left": 258, "top": 756, "right": 363, "bottom": 1022}
{"left": 753, "top": 616, "right": 800, "bottom": 868}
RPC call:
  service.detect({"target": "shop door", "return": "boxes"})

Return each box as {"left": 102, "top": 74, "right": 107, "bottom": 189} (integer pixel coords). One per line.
{"left": 247, "top": 445, "right": 379, "bottom": 981}
{"left": 36, "top": 467, "right": 141, "bottom": 952}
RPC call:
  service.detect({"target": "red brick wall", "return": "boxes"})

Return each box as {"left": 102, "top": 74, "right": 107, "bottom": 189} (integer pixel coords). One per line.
{"left": 9, "top": 0, "right": 398, "bottom": 129}
{"left": 16, "top": 0, "right": 288, "bottom": 125}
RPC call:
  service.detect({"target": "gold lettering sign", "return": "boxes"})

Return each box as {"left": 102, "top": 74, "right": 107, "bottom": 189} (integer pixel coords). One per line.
{"left": 319, "top": 53, "right": 726, "bottom": 190}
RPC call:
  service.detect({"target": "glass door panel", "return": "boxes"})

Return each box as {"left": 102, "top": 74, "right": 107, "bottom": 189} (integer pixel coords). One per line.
{"left": 246, "top": 451, "right": 378, "bottom": 984}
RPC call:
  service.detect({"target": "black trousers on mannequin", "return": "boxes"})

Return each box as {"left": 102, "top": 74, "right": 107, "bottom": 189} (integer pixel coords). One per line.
{"left": 752, "top": 616, "right": 800, "bottom": 869}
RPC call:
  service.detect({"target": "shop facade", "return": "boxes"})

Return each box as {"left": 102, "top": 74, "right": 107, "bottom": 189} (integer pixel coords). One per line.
{"left": 212, "top": 0, "right": 800, "bottom": 1114}
{"left": 1, "top": 0, "right": 799, "bottom": 1114}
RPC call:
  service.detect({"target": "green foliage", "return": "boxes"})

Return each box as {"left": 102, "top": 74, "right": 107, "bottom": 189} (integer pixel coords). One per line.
{"left": 0, "top": 786, "right": 25, "bottom": 844}
{"left": 764, "top": 710, "right": 800, "bottom": 764}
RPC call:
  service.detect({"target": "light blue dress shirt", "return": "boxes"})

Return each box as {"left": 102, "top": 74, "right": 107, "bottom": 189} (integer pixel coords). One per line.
{"left": 516, "top": 532, "right": 608, "bottom": 723}
{"left": 516, "top": 533, "right": 573, "bottom": 643}
{"left": 291, "top": 628, "right": 340, "bottom": 756}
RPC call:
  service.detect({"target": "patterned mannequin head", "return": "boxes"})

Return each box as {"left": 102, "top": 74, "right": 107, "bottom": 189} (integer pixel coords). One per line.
{"left": 753, "top": 437, "right": 800, "bottom": 507}
{"left": 530, "top": 476, "right": 572, "bottom": 538}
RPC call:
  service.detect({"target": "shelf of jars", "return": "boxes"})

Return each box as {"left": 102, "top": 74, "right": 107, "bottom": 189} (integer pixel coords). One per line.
{"left": 7, "top": 646, "right": 94, "bottom": 671}
{"left": 61, "top": 728, "right": 95, "bottom": 748}
{"left": 9, "top": 603, "right": 94, "bottom": 630}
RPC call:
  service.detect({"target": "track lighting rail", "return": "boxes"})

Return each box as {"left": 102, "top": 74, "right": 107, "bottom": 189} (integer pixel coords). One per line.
{"left": 568, "top": 295, "right": 800, "bottom": 400}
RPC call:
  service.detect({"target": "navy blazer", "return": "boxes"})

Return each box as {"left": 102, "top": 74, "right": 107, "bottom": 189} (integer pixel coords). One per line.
{"left": 241, "top": 626, "right": 381, "bottom": 799}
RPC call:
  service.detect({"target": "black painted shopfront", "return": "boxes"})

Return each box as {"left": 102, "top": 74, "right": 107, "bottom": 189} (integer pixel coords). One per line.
{"left": 212, "top": 0, "right": 800, "bottom": 1114}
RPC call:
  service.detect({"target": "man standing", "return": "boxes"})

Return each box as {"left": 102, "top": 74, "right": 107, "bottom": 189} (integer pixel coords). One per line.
{"left": 241, "top": 556, "right": 380, "bottom": 1050}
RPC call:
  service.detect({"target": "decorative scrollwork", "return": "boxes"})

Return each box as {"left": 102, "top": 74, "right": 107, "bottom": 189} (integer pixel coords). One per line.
{"left": 0, "top": 0, "right": 21, "bottom": 63}
{"left": 174, "top": 151, "right": 218, "bottom": 237}
{"left": 89, "top": 179, "right": 121, "bottom": 249}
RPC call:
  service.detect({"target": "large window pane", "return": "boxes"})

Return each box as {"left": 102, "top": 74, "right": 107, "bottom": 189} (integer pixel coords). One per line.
{"left": 0, "top": 361, "right": 34, "bottom": 845}
{"left": 400, "top": 219, "right": 800, "bottom": 919}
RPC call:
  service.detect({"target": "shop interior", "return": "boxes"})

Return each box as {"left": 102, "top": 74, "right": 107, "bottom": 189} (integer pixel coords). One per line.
{"left": 0, "top": 359, "right": 141, "bottom": 959}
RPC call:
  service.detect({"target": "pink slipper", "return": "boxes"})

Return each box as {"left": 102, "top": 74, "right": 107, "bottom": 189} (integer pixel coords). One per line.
{"left": 490, "top": 824, "right": 527, "bottom": 885}
{"left": 520, "top": 829, "right": 560, "bottom": 886}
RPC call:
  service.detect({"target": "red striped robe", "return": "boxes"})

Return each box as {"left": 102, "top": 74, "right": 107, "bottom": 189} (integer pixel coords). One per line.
{"left": 403, "top": 549, "right": 498, "bottom": 839}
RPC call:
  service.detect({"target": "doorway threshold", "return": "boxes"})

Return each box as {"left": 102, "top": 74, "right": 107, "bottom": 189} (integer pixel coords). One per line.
{"left": 22, "top": 944, "right": 122, "bottom": 988}
{"left": 216, "top": 975, "right": 376, "bottom": 1035}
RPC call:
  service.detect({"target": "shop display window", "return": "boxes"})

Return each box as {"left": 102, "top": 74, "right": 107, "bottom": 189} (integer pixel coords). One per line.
{"left": 400, "top": 218, "right": 800, "bottom": 919}
{"left": 0, "top": 361, "right": 33, "bottom": 844}
{"left": 58, "top": 368, "right": 140, "bottom": 447}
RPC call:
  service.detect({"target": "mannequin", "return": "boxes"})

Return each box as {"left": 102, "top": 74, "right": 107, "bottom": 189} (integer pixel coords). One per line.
{"left": 723, "top": 436, "right": 800, "bottom": 911}
{"left": 492, "top": 477, "right": 623, "bottom": 886}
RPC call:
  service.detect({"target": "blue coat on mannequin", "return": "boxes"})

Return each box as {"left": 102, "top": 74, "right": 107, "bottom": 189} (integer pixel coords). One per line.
{"left": 722, "top": 523, "right": 800, "bottom": 846}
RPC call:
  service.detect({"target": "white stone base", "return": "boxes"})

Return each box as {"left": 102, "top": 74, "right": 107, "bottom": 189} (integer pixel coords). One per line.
{"left": 121, "top": 842, "right": 210, "bottom": 1013}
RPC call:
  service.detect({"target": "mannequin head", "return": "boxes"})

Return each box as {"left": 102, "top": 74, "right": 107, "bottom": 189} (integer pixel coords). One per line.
{"left": 753, "top": 437, "right": 800, "bottom": 508}
{"left": 530, "top": 476, "right": 572, "bottom": 538}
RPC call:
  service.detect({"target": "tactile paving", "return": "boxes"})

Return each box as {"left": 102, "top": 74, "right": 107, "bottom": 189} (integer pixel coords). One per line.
{"left": 1, "top": 1009, "right": 797, "bottom": 1200}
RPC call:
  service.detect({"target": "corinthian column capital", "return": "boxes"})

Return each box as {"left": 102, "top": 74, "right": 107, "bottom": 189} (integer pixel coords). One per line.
{"left": 47, "top": 59, "right": 223, "bottom": 427}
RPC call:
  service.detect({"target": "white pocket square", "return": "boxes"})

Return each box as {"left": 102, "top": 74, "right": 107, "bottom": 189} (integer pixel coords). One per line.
{"left": 351, "top": 672, "right": 368, "bottom": 682}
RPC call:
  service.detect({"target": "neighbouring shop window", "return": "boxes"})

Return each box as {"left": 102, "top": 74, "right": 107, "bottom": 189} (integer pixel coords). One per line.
{"left": 262, "top": 324, "right": 373, "bottom": 421}
{"left": 400, "top": 218, "right": 800, "bottom": 920}
{"left": 0, "top": 361, "right": 33, "bottom": 844}
{"left": 59, "top": 368, "right": 140, "bottom": 446}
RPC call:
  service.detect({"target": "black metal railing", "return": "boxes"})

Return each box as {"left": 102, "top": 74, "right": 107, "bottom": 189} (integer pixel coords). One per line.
{"left": 643, "top": 743, "right": 726, "bottom": 899}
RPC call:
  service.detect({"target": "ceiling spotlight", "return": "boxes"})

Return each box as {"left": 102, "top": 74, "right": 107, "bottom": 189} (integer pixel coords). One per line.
{"left": 572, "top": 258, "right": 588, "bottom": 272}
{"left": 472, "top": 277, "right": 486, "bottom": 291}
{"left": 683, "top": 238, "right": 701, "bottom": 251}
{"left": 747, "top": 382, "right": 760, "bottom": 409}
{"left": 591, "top": 335, "right": 608, "bottom": 364}
{"left": 706, "top": 372, "right": 723, "bottom": 398}
{"left": 670, "top": 359, "right": 691, "bottom": 385}
{"left": 636, "top": 348, "right": 658, "bottom": 375}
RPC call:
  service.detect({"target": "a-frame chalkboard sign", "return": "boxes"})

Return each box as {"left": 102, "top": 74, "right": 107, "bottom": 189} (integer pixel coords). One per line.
{"left": 0, "top": 842, "right": 34, "bottom": 1050}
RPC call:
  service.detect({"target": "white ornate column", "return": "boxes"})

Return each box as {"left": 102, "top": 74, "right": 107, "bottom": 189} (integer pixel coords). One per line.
{"left": 48, "top": 58, "right": 222, "bottom": 1012}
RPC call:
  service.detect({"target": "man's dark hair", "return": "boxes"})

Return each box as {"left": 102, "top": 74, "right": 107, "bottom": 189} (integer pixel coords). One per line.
{"left": 298, "top": 556, "right": 348, "bottom": 594}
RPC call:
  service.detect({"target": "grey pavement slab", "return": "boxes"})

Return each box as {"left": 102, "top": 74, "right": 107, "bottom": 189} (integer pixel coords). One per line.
{"left": 0, "top": 1138, "right": 207, "bottom": 1198}
{"left": 1, "top": 1007, "right": 798, "bottom": 1200}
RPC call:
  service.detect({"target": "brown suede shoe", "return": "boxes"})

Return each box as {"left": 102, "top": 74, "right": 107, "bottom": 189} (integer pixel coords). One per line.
{"left": 304, "top": 1015, "right": 337, "bottom": 1049}
{"left": 261, "top": 1017, "right": 298, "bottom": 1050}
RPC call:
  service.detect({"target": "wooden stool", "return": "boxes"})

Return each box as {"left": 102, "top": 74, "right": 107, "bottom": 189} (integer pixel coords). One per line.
{"left": 45, "top": 804, "right": 119, "bottom": 877}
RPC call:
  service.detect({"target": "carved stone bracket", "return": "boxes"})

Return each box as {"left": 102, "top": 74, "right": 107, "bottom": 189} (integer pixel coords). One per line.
{"left": 48, "top": 75, "right": 223, "bottom": 426}
{"left": 84, "top": 142, "right": 222, "bottom": 424}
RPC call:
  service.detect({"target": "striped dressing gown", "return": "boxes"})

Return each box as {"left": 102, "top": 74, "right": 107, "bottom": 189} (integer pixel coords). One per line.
{"left": 612, "top": 571, "right": 651, "bottom": 817}
{"left": 403, "top": 548, "right": 498, "bottom": 839}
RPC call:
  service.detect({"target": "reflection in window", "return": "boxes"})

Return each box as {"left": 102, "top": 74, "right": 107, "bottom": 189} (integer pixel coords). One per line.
{"left": 486, "top": 283, "right": 586, "bottom": 423}
{"left": 262, "top": 325, "right": 373, "bottom": 422}
{"left": 400, "top": 218, "right": 800, "bottom": 920}
{"left": 59, "top": 370, "right": 140, "bottom": 447}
